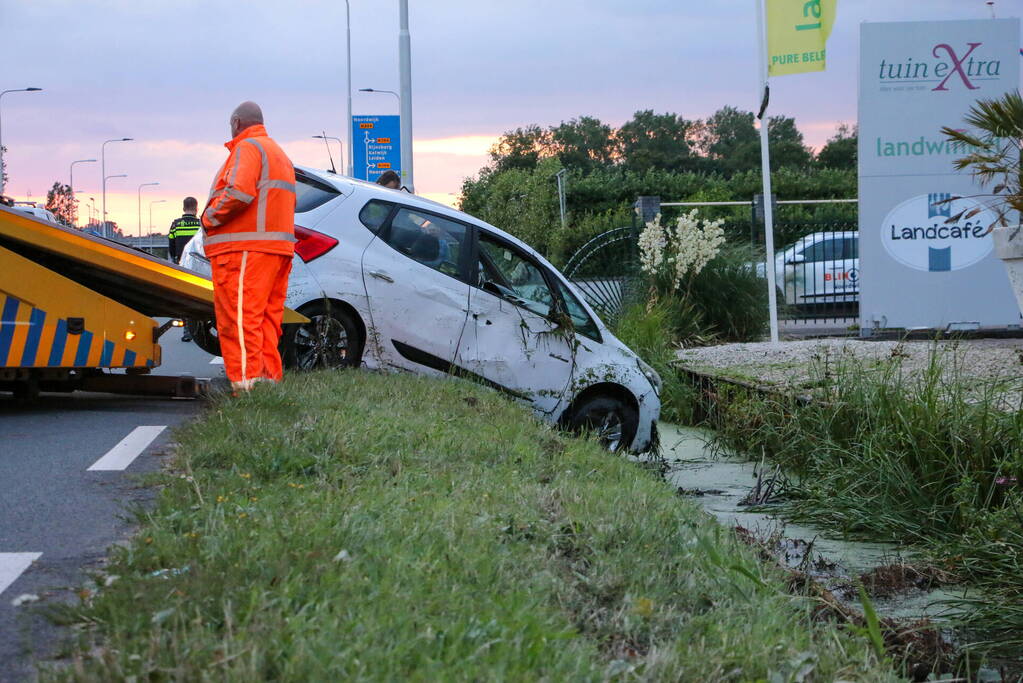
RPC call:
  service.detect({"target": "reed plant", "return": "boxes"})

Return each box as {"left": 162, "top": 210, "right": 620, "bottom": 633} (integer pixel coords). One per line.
{"left": 706, "top": 344, "right": 1023, "bottom": 648}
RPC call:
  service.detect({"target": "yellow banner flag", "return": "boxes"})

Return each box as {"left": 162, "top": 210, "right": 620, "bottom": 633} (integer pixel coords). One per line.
{"left": 766, "top": 0, "right": 837, "bottom": 77}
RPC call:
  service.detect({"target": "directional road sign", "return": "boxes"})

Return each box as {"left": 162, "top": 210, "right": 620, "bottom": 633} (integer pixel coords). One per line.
{"left": 352, "top": 115, "right": 401, "bottom": 183}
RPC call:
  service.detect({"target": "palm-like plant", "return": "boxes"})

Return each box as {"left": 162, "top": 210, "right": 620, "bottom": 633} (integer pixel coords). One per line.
{"left": 941, "top": 90, "right": 1023, "bottom": 233}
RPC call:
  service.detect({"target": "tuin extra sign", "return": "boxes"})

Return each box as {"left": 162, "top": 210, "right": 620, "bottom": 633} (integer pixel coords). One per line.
{"left": 857, "top": 19, "right": 1020, "bottom": 332}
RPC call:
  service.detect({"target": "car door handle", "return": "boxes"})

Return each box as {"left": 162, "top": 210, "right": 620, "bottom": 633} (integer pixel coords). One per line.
{"left": 368, "top": 270, "right": 394, "bottom": 283}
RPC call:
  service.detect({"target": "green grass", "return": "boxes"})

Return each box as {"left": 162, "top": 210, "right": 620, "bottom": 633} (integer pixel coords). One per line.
{"left": 45, "top": 371, "right": 895, "bottom": 681}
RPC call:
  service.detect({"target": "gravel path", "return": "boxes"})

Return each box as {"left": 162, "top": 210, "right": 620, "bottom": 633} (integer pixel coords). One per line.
{"left": 676, "top": 338, "right": 1023, "bottom": 394}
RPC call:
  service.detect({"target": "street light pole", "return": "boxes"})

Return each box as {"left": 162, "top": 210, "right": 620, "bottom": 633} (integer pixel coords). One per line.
{"left": 555, "top": 168, "right": 568, "bottom": 231}
{"left": 0, "top": 87, "right": 43, "bottom": 196}
{"left": 344, "top": 0, "right": 353, "bottom": 176}
{"left": 149, "top": 199, "right": 166, "bottom": 234}
{"left": 103, "top": 174, "right": 127, "bottom": 238}
{"left": 359, "top": 88, "right": 400, "bottom": 109}
{"left": 101, "top": 137, "right": 132, "bottom": 238}
{"left": 137, "top": 182, "right": 159, "bottom": 238}
{"left": 398, "top": 0, "right": 414, "bottom": 192}
{"left": 69, "top": 158, "right": 96, "bottom": 227}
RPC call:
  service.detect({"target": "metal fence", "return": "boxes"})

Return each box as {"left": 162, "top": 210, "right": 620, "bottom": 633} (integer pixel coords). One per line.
{"left": 563, "top": 197, "right": 859, "bottom": 329}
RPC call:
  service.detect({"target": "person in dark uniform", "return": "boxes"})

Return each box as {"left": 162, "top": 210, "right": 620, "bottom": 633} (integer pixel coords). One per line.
{"left": 169, "top": 196, "right": 202, "bottom": 342}
{"left": 168, "top": 196, "right": 201, "bottom": 264}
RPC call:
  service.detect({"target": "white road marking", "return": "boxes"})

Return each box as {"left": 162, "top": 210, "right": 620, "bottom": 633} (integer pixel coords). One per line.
{"left": 0, "top": 553, "right": 41, "bottom": 597}
{"left": 87, "top": 426, "right": 167, "bottom": 471}
{"left": 209, "top": 357, "right": 224, "bottom": 365}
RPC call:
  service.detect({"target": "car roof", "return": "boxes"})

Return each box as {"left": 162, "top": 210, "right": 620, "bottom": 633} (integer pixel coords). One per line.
{"left": 296, "top": 165, "right": 540, "bottom": 257}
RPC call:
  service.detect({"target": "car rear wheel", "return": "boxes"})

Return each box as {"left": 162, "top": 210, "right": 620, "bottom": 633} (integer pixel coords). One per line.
{"left": 568, "top": 395, "right": 638, "bottom": 453}
{"left": 185, "top": 319, "right": 221, "bottom": 357}
{"left": 282, "top": 303, "right": 362, "bottom": 370}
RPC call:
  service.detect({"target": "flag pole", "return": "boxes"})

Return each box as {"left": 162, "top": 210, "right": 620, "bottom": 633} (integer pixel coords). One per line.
{"left": 756, "top": 0, "right": 780, "bottom": 343}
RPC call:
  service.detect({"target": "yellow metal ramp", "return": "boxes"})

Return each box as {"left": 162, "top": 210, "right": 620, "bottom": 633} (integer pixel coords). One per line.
{"left": 0, "top": 205, "right": 305, "bottom": 322}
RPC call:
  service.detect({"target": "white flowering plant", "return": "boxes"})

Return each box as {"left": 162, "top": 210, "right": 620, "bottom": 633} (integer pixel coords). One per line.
{"left": 638, "top": 209, "right": 726, "bottom": 295}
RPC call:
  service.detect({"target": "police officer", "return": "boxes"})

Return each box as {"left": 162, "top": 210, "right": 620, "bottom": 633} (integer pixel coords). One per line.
{"left": 168, "top": 196, "right": 201, "bottom": 264}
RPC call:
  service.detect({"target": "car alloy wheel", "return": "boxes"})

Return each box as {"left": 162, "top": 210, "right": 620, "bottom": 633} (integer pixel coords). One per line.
{"left": 293, "top": 314, "right": 349, "bottom": 369}
{"left": 283, "top": 302, "right": 363, "bottom": 371}
{"left": 569, "top": 395, "right": 638, "bottom": 453}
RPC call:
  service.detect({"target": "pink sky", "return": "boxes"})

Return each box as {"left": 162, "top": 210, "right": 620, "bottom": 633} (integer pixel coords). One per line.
{"left": 1, "top": 0, "right": 1002, "bottom": 234}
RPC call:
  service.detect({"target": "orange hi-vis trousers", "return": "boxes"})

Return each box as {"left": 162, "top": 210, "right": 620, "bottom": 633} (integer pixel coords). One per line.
{"left": 211, "top": 251, "right": 292, "bottom": 389}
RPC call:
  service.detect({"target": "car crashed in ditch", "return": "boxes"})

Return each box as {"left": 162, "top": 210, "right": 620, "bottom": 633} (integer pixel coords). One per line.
{"left": 181, "top": 168, "right": 661, "bottom": 452}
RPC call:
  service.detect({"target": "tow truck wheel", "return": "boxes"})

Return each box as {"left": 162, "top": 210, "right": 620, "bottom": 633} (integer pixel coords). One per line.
{"left": 282, "top": 303, "right": 362, "bottom": 371}
{"left": 568, "top": 395, "right": 638, "bottom": 453}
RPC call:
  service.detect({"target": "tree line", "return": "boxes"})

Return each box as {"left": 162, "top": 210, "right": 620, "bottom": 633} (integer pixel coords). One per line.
{"left": 459, "top": 108, "right": 858, "bottom": 265}
{"left": 479, "top": 107, "right": 856, "bottom": 177}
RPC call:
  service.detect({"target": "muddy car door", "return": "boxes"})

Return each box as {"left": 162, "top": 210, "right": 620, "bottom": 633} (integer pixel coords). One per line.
{"left": 360, "top": 205, "right": 474, "bottom": 375}
{"left": 461, "top": 231, "right": 575, "bottom": 414}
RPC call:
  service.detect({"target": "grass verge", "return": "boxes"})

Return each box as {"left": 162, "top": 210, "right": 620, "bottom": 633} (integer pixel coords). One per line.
{"left": 46, "top": 371, "right": 893, "bottom": 681}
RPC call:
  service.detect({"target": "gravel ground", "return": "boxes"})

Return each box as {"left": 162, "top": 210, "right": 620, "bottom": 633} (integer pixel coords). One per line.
{"left": 676, "top": 338, "right": 1023, "bottom": 395}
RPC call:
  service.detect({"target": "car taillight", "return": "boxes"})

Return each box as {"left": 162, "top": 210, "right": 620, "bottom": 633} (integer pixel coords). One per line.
{"left": 294, "top": 225, "right": 338, "bottom": 263}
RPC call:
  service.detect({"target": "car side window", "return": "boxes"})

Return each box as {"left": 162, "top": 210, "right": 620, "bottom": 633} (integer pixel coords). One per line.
{"left": 477, "top": 234, "right": 556, "bottom": 319}
{"left": 295, "top": 171, "right": 341, "bottom": 213}
{"left": 382, "top": 208, "right": 467, "bottom": 278}
{"left": 844, "top": 237, "right": 859, "bottom": 260}
{"left": 802, "top": 239, "right": 841, "bottom": 262}
{"left": 359, "top": 200, "right": 394, "bottom": 233}
{"left": 552, "top": 278, "right": 602, "bottom": 342}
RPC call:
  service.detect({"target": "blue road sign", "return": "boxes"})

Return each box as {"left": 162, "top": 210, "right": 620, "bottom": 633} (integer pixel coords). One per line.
{"left": 352, "top": 115, "right": 401, "bottom": 182}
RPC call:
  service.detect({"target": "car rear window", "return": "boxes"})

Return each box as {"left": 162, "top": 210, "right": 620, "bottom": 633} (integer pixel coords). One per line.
{"left": 295, "top": 171, "right": 341, "bottom": 213}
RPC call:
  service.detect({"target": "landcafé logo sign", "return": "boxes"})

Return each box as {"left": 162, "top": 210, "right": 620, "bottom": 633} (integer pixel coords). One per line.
{"left": 877, "top": 41, "right": 1003, "bottom": 91}
{"left": 881, "top": 193, "right": 994, "bottom": 272}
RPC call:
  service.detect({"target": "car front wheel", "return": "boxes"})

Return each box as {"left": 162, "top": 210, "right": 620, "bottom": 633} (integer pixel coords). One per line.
{"left": 568, "top": 395, "right": 638, "bottom": 453}
{"left": 282, "top": 303, "right": 362, "bottom": 370}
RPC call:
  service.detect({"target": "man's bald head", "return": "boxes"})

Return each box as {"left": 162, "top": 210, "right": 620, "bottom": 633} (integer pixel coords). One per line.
{"left": 230, "top": 101, "right": 264, "bottom": 138}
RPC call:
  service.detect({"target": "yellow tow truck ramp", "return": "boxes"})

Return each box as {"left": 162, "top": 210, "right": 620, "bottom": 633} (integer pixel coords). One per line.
{"left": 0, "top": 204, "right": 303, "bottom": 397}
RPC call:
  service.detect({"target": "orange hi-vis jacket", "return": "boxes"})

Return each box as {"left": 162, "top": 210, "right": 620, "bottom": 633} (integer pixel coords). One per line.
{"left": 201, "top": 124, "right": 297, "bottom": 258}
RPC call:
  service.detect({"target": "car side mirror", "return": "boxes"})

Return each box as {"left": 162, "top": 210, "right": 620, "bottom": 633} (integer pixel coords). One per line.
{"left": 785, "top": 254, "right": 806, "bottom": 265}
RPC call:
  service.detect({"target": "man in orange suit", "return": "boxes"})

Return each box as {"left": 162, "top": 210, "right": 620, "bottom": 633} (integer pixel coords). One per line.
{"left": 202, "top": 101, "right": 296, "bottom": 394}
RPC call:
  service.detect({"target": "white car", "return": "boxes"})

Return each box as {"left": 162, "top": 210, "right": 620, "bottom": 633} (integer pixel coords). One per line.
{"left": 14, "top": 205, "right": 59, "bottom": 224}
{"left": 765, "top": 231, "right": 859, "bottom": 307}
{"left": 181, "top": 168, "right": 661, "bottom": 452}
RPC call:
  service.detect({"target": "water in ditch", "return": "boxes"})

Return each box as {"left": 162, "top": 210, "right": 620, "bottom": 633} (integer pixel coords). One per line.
{"left": 659, "top": 423, "right": 969, "bottom": 623}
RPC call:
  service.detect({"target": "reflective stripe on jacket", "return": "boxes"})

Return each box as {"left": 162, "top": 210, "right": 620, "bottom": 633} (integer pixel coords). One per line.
{"left": 201, "top": 124, "right": 297, "bottom": 258}
{"left": 169, "top": 214, "right": 201, "bottom": 239}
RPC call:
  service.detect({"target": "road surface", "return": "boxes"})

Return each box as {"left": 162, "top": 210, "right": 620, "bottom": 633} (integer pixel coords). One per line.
{"left": 0, "top": 329, "right": 222, "bottom": 682}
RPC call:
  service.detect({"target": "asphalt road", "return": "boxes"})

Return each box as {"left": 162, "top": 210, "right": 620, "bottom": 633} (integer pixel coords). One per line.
{"left": 0, "top": 328, "right": 221, "bottom": 682}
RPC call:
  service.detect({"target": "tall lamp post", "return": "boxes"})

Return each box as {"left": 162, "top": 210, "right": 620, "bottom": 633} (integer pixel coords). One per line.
{"left": 149, "top": 199, "right": 166, "bottom": 234}
{"left": 101, "top": 137, "right": 132, "bottom": 238}
{"left": 343, "top": 0, "right": 353, "bottom": 176}
{"left": 69, "top": 158, "right": 96, "bottom": 227}
{"left": 0, "top": 87, "right": 43, "bottom": 196}
{"left": 398, "top": 0, "right": 414, "bottom": 192}
{"left": 137, "top": 182, "right": 159, "bottom": 237}
{"left": 359, "top": 88, "right": 400, "bottom": 108}
{"left": 103, "top": 174, "right": 127, "bottom": 237}
{"left": 311, "top": 135, "right": 343, "bottom": 173}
